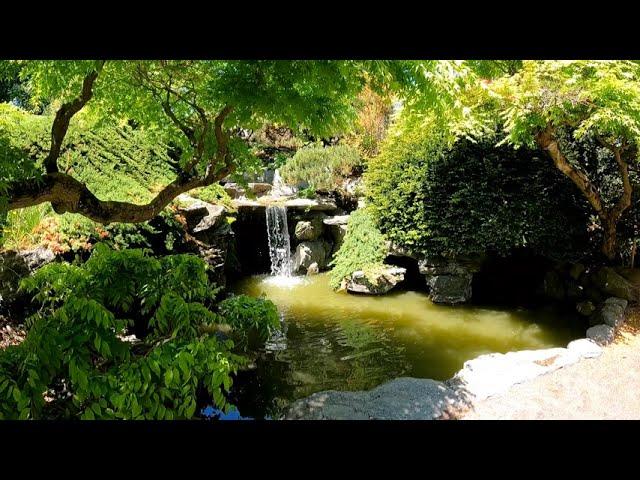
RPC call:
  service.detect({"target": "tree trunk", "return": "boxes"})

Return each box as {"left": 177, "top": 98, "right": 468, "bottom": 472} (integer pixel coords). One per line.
{"left": 536, "top": 125, "right": 633, "bottom": 263}
{"left": 601, "top": 216, "right": 618, "bottom": 261}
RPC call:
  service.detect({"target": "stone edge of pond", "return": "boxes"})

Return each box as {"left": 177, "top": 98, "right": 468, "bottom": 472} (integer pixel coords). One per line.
{"left": 282, "top": 335, "right": 619, "bottom": 420}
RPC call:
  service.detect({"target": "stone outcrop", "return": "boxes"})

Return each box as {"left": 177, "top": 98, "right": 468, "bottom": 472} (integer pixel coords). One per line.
{"left": 294, "top": 214, "right": 326, "bottom": 242}
{"left": 344, "top": 267, "right": 406, "bottom": 295}
{"left": 418, "top": 255, "right": 482, "bottom": 304}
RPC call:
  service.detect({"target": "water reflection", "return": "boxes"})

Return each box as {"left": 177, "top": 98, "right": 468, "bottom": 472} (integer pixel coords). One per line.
{"left": 227, "top": 273, "right": 586, "bottom": 419}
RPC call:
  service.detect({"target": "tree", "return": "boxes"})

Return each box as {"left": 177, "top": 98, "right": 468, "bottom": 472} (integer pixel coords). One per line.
{"left": 1, "top": 60, "right": 467, "bottom": 228}
{"left": 492, "top": 60, "right": 640, "bottom": 261}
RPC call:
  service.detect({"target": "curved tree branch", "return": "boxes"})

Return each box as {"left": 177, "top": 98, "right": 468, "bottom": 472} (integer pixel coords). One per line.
{"left": 44, "top": 61, "right": 105, "bottom": 174}
{"left": 535, "top": 125, "right": 606, "bottom": 219}
{"left": 6, "top": 105, "right": 236, "bottom": 225}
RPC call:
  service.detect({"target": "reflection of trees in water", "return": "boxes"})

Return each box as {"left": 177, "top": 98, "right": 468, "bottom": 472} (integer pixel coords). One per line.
{"left": 228, "top": 319, "right": 414, "bottom": 418}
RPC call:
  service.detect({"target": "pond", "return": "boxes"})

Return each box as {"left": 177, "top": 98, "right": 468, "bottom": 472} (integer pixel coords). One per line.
{"left": 224, "top": 273, "right": 586, "bottom": 419}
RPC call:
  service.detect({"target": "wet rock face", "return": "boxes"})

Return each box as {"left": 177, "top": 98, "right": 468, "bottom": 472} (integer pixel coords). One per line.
{"left": 345, "top": 267, "right": 406, "bottom": 295}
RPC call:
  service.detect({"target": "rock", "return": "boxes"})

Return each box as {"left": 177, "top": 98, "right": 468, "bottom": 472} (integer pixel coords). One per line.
{"left": 425, "top": 274, "right": 473, "bottom": 304}
{"left": 590, "top": 297, "right": 627, "bottom": 328}
{"left": 177, "top": 198, "right": 227, "bottom": 235}
{"left": 576, "top": 301, "right": 595, "bottom": 316}
{"left": 543, "top": 270, "right": 565, "bottom": 300}
{"left": 1, "top": 248, "right": 55, "bottom": 314}
{"left": 223, "top": 183, "right": 244, "bottom": 199}
{"left": 604, "top": 296, "right": 628, "bottom": 310}
{"left": 328, "top": 224, "right": 347, "bottom": 256}
{"left": 294, "top": 214, "right": 325, "bottom": 241}
{"left": 285, "top": 377, "right": 471, "bottom": 420}
{"left": 418, "top": 255, "right": 483, "bottom": 276}
{"left": 345, "top": 267, "right": 406, "bottom": 295}
{"left": 386, "top": 242, "right": 418, "bottom": 259}
{"left": 591, "top": 266, "right": 640, "bottom": 302}
{"left": 323, "top": 215, "right": 350, "bottom": 226}
{"left": 307, "top": 263, "right": 319, "bottom": 275}
{"left": 248, "top": 182, "right": 272, "bottom": 197}
{"left": 20, "top": 247, "right": 55, "bottom": 271}
{"left": 567, "top": 338, "right": 602, "bottom": 359}
{"left": 451, "top": 347, "right": 587, "bottom": 401}
{"left": 569, "top": 263, "right": 586, "bottom": 280}
{"left": 586, "top": 324, "right": 615, "bottom": 346}
{"left": 292, "top": 240, "right": 332, "bottom": 274}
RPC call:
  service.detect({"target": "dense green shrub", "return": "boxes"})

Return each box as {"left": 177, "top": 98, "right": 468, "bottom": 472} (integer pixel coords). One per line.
{"left": 366, "top": 116, "right": 591, "bottom": 260}
{"left": 217, "top": 295, "right": 280, "bottom": 351}
{"left": 279, "top": 144, "right": 363, "bottom": 192}
{"left": 329, "top": 209, "right": 388, "bottom": 290}
{"left": 0, "top": 245, "right": 247, "bottom": 419}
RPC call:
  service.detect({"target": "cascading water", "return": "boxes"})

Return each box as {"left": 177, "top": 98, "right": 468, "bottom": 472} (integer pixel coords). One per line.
{"left": 265, "top": 205, "right": 293, "bottom": 277}
{"left": 264, "top": 205, "right": 304, "bottom": 288}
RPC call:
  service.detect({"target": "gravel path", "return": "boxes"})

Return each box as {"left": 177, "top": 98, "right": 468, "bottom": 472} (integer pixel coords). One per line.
{"left": 460, "top": 308, "right": 640, "bottom": 420}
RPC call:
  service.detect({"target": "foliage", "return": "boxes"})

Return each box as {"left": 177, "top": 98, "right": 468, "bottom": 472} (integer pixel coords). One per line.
{"left": 190, "top": 183, "right": 235, "bottom": 211}
{"left": 217, "top": 295, "right": 280, "bottom": 351}
{"left": 329, "top": 209, "right": 388, "bottom": 290}
{"left": 279, "top": 144, "right": 363, "bottom": 191}
{"left": 0, "top": 245, "right": 246, "bottom": 419}
{"left": 366, "top": 111, "right": 591, "bottom": 260}
{"left": 342, "top": 85, "right": 393, "bottom": 160}
{"left": 491, "top": 60, "right": 640, "bottom": 149}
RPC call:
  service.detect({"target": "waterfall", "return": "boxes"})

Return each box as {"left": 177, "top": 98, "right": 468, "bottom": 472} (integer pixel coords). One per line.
{"left": 265, "top": 205, "right": 293, "bottom": 277}
{"left": 272, "top": 169, "right": 296, "bottom": 197}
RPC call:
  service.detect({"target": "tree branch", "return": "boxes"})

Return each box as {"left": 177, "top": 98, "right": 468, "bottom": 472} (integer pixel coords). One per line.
{"left": 536, "top": 125, "right": 606, "bottom": 219}
{"left": 44, "top": 61, "right": 105, "bottom": 174}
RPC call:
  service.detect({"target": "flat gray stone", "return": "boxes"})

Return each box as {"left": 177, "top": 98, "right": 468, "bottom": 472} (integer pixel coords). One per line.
{"left": 285, "top": 377, "right": 471, "bottom": 420}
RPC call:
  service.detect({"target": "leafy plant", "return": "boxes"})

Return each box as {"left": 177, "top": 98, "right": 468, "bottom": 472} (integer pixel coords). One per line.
{"left": 329, "top": 208, "right": 388, "bottom": 290}
{"left": 279, "top": 144, "right": 363, "bottom": 192}
{"left": 0, "top": 245, "right": 243, "bottom": 420}
{"left": 217, "top": 294, "right": 280, "bottom": 351}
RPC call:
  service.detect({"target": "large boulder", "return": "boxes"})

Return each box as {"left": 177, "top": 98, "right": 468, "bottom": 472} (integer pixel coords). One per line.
{"left": 425, "top": 273, "right": 473, "bottom": 304}
{"left": 345, "top": 267, "right": 406, "bottom": 295}
{"left": 586, "top": 324, "right": 615, "bottom": 346}
{"left": 292, "top": 240, "right": 332, "bottom": 274}
{"left": 294, "top": 214, "right": 326, "bottom": 241}
{"left": 591, "top": 266, "right": 640, "bottom": 302}
{"left": 590, "top": 297, "right": 627, "bottom": 328}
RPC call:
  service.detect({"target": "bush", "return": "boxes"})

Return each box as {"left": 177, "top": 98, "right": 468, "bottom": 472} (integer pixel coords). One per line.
{"left": 279, "top": 144, "right": 363, "bottom": 192}
{"left": 365, "top": 114, "right": 591, "bottom": 261}
{"left": 217, "top": 295, "right": 280, "bottom": 351}
{"left": 0, "top": 245, "right": 245, "bottom": 420}
{"left": 328, "top": 209, "right": 388, "bottom": 290}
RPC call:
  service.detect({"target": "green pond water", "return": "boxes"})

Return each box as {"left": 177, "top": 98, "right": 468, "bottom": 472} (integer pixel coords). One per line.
{"left": 228, "top": 273, "right": 586, "bottom": 419}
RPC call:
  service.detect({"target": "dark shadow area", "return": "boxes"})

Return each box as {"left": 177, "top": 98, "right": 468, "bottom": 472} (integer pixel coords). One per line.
{"left": 230, "top": 208, "right": 270, "bottom": 276}
{"left": 472, "top": 249, "right": 553, "bottom": 308}
{"left": 385, "top": 255, "right": 423, "bottom": 291}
